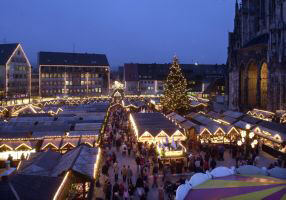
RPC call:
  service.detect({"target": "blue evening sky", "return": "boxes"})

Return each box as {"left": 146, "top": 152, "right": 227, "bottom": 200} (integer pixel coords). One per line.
{"left": 0, "top": 0, "right": 236, "bottom": 68}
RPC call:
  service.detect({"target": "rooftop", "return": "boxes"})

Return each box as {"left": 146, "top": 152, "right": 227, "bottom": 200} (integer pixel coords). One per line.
{"left": 39, "top": 51, "right": 109, "bottom": 66}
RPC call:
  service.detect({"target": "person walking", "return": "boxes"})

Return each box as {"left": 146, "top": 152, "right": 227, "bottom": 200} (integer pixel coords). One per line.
{"left": 123, "top": 188, "right": 129, "bottom": 200}
{"left": 114, "top": 162, "right": 119, "bottom": 182}
{"left": 127, "top": 165, "right": 133, "bottom": 184}
{"left": 210, "top": 157, "right": 217, "bottom": 170}
{"left": 105, "top": 181, "right": 112, "bottom": 200}
{"left": 121, "top": 165, "right": 128, "bottom": 183}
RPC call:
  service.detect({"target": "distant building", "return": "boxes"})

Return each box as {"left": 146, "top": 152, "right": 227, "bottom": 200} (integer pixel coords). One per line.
{"left": 228, "top": 0, "right": 286, "bottom": 111}
{"left": 31, "top": 67, "right": 39, "bottom": 97}
{"left": 39, "top": 51, "right": 110, "bottom": 97}
{"left": 124, "top": 63, "right": 226, "bottom": 97}
{"left": 118, "top": 66, "right": 124, "bottom": 82}
{"left": 0, "top": 43, "right": 31, "bottom": 99}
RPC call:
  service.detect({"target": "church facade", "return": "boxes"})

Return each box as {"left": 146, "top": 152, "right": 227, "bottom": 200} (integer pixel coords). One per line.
{"left": 228, "top": 0, "right": 286, "bottom": 111}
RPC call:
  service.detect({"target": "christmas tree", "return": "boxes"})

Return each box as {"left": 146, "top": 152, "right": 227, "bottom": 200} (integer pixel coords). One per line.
{"left": 161, "top": 56, "right": 190, "bottom": 114}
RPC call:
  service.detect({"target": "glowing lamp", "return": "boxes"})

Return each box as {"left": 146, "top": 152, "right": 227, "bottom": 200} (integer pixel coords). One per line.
{"left": 249, "top": 132, "right": 254, "bottom": 139}
{"left": 245, "top": 124, "right": 251, "bottom": 130}
{"left": 251, "top": 143, "right": 255, "bottom": 148}
{"left": 242, "top": 138, "right": 245, "bottom": 143}
{"left": 237, "top": 140, "right": 242, "bottom": 146}
{"left": 241, "top": 131, "right": 246, "bottom": 138}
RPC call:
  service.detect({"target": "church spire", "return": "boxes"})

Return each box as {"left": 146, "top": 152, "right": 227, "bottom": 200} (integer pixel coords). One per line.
{"left": 235, "top": 0, "right": 239, "bottom": 15}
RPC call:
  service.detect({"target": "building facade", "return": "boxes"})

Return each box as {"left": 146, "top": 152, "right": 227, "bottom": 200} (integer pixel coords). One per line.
{"left": 228, "top": 0, "right": 286, "bottom": 111}
{"left": 31, "top": 67, "right": 39, "bottom": 97}
{"left": 124, "top": 63, "right": 226, "bottom": 96}
{"left": 0, "top": 43, "right": 31, "bottom": 100}
{"left": 39, "top": 52, "right": 110, "bottom": 97}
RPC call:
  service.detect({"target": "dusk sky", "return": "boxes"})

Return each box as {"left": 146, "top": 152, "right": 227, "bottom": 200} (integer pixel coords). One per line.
{"left": 0, "top": 0, "right": 236, "bottom": 68}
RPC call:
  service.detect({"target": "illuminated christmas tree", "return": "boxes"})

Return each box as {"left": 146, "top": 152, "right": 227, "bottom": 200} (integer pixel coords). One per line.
{"left": 161, "top": 56, "right": 190, "bottom": 114}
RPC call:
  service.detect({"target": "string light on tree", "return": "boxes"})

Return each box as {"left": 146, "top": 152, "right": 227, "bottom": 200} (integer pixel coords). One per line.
{"left": 161, "top": 56, "right": 190, "bottom": 115}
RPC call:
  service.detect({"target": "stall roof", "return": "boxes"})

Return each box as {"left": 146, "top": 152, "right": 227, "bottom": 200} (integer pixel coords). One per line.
{"left": 41, "top": 138, "right": 62, "bottom": 150}
{"left": 131, "top": 112, "right": 181, "bottom": 137}
{"left": 0, "top": 174, "right": 63, "bottom": 200}
{"left": 223, "top": 110, "right": 244, "bottom": 119}
{"left": 60, "top": 137, "right": 80, "bottom": 149}
{"left": 257, "top": 121, "right": 286, "bottom": 141}
{"left": 168, "top": 113, "right": 186, "bottom": 124}
{"left": 180, "top": 120, "right": 197, "bottom": 130}
{"left": 219, "top": 115, "right": 238, "bottom": 124}
{"left": 74, "top": 123, "right": 102, "bottom": 131}
{"left": 20, "top": 145, "right": 98, "bottom": 180}
{"left": 69, "top": 131, "right": 99, "bottom": 137}
{"left": 233, "top": 120, "right": 254, "bottom": 130}
{"left": 241, "top": 115, "right": 262, "bottom": 125}
{"left": 0, "top": 140, "right": 35, "bottom": 150}
{"left": 207, "top": 111, "right": 222, "bottom": 119}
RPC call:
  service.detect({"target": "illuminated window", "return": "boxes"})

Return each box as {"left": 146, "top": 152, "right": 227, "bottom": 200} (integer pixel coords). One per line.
{"left": 95, "top": 88, "right": 98, "bottom": 92}
{"left": 98, "top": 88, "right": 101, "bottom": 93}
{"left": 81, "top": 81, "right": 85, "bottom": 85}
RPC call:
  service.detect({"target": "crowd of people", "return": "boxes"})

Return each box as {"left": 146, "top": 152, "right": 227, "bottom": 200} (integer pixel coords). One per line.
{"left": 95, "top": 104, "right": 285, "bottom": 200}
{"left": 98, "top": 107, "right": 167, "bottom": 200}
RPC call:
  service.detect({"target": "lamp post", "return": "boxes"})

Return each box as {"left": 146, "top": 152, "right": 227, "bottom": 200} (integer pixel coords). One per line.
{"left": 245, "top": 124, "right": 251, "bottom": 159}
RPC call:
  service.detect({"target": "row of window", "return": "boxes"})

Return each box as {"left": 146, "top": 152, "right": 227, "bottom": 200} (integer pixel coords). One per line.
{"left": 14, "top": 66, "right": 28, "bottom": 71}
{"left": 140, "top": 81, "right": 154, "bottom": 84}
{"left": 41, "top": 73, "right": 100, "bottom": 79}
{"left": 8, "top": 82, "right": 28, "bottom": 87}
{"left": 41, "top": 66, "right": 107, "bottom": 73}
{"left": 12, "top": 74, "right": 28, "bottom": 79}
{"left": 41, "top": 88, "right": 102, "bottom": 94}
{"left": 41, "top": 80, "right": 101, "bottom": 86}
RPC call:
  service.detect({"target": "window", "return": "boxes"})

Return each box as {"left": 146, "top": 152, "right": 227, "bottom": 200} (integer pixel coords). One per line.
{"left": 98, "top": 88, "right": 101, "bottom": 93}
{"left": 81, "top": 81, "right": 85, "bottom": 85}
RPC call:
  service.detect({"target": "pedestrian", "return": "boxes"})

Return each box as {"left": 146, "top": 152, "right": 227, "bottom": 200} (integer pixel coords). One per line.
{"left": 162, "top": 165, "right": 167, "bottom": 182}
{"left": 136, "top": 156, "right": 141, "bottom": 172}
{"left": 119, "top": 182, "right": 125, "bottom": 198}
{"left": 114, "top": 162, "right": 119, "bottom": 182}
{"left": 105, "top": 181, "right": 112, "bottom": 200}
{"left": 195, "top": 158, "right": 201, "bottom": 172}
{"left": 210, "top": 157, "right": 217, "bottom": 170}
{"left": 203, "top": 159, "right": 209, "bottom": 172}
{"left": 128, "top": 143, "right": 132, "bottom": 156}
{"left": 128, "top": 183, "right": 135, "bottom": 199}
{"left": 113, "top": 182, "right": 119, "bottom": 200}
{"left": 121, "top": 165, "right": 127, "bottom": 183}
{"left": 127, "top": 165, "right": 133, "bottom": 184}
{"left": 123, "top": 188, "right": 129, "bottom": 200}
{"left": 152, "top": 174, "right": 158, "bottom": 188}
{"left": 158, "top": 184, "right": 164, "bottom": 200}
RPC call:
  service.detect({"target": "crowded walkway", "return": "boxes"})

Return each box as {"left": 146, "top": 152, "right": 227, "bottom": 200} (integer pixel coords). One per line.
{"left": 94, "top": 104, "right": 279, "bottom": 200}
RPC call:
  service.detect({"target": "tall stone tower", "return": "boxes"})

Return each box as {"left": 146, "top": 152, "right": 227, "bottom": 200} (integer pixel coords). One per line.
{"left": 227, "top": 0, "right": 286, "bottom": 112}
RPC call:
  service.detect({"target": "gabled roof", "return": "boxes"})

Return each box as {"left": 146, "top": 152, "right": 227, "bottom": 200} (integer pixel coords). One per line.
{"left": 0, "top": 43, "right": 19, "bottom": 65}
{"left": 131, "top": 112, "right": 181, "bottom": 137}
{"left": 39, "top": 51, "right": 109, "bottom": 66}
{"left": 0, "top": 174, "right": 63, "bottom": 200}
{"left": 20, "top": 145, "right": 98, "bottom": 180}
